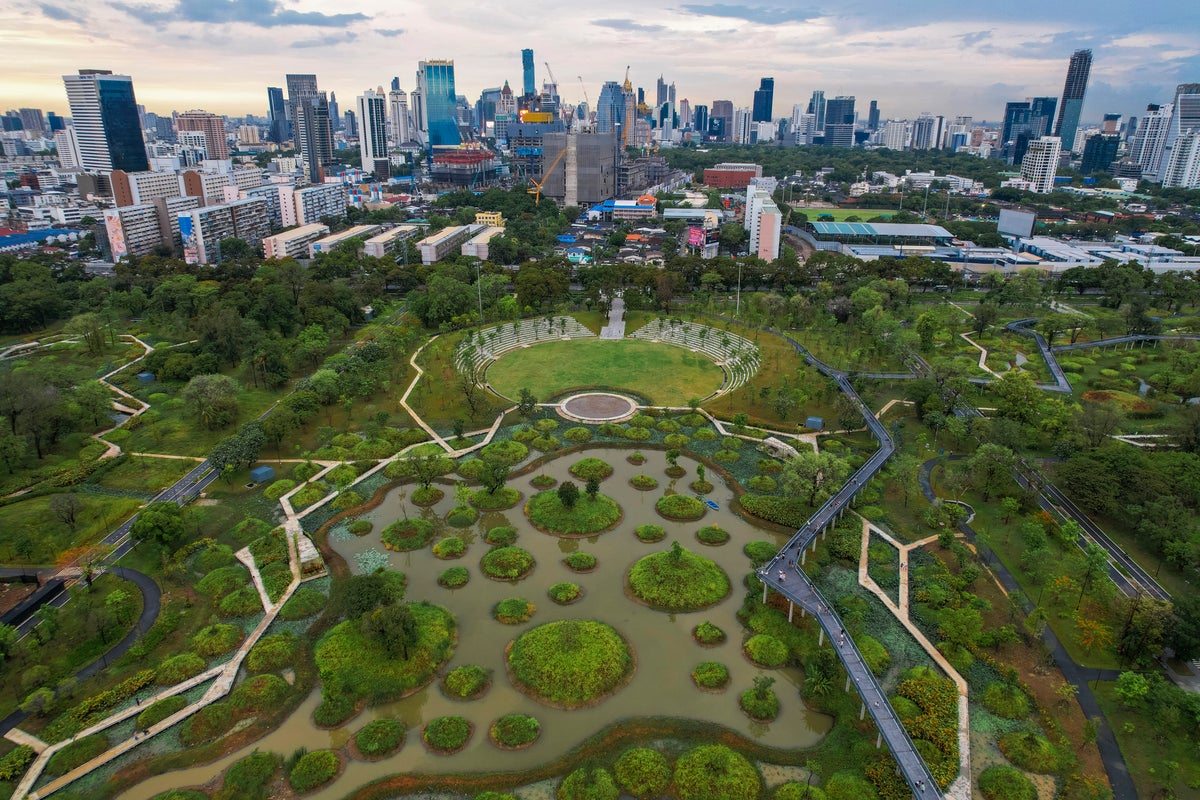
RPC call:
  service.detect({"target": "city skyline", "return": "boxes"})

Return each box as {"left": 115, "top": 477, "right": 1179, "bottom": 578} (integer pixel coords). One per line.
{"left": 3, "top": 0, "right": 1198, "bottom": 122}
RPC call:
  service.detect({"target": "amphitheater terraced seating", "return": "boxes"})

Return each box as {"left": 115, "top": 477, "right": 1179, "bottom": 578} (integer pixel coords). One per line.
{"left": 456, "top": 317, "right": 595, "bottom": 375}
{"left": 630, "top": 320, "right": 761, "bottom": 394}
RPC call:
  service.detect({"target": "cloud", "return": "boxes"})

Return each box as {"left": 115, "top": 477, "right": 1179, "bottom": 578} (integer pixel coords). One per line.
{"left": 109, "top": 0, "right": 367, "bottom": 29}
{"left": 376, "top": 28, "right": 404, "bottom": 37}
{"left": 958, "top": 29, "right": 992, "bottom": 47}
{"left": 40, "top": 3, "right": 85, "bottom": 23}
{"left": 592, "top": 18, "right": 666, "bottom": 33}
{"left": 679, "top": 3, "right": 817, "bottom": 24}
{"left": 290, "top": 31, "right": 357, "bottom": 48}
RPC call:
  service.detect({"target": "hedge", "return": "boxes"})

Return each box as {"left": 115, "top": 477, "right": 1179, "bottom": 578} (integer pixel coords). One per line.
{"left": 287, "top": 749, "right": 339, "bottom": 793}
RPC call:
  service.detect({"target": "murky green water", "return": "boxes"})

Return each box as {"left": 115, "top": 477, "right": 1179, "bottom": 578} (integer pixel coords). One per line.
{"left": 119, "top": 448, "right": 830, "bottom": 800}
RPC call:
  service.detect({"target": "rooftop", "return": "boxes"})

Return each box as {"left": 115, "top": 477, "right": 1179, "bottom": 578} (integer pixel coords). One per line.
{"left": 811, "top": 221, "right": 955, "bottom": 239}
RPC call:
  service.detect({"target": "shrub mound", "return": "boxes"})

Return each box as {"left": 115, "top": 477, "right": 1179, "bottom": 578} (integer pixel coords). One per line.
{"left": 525, "top": 490, "right": 621, "bottom": 536}
{"left": 218, "top": 586, "right": 262, "bottom": 618}
{"left": 983, "top": 682, "right": 1031, "bottom": 720}
{"left": 423, "top": 715, "right": 472, "bottom": 753}
{"left": 570, "top": 457, "right": 614, "bottom": 480}
{"left": 280, "top": 587, "right": 326, "bottom": 620}
{"left": 381, "top": 518, "right": 434, "bottom": 551}
{"left": 191, "top": 623, "right": 244, "bottom": 658}
{"left": 655, "top": 494, "right": 706, "bottom": 521}
{"left": 432, "top": 536, "right": 466, "bottom": 560}
{"left": 739, "top": 686, "right": 780, "bottom": 721}
{"left": 480, "top": 439, "right": 529, "bottom": 465}
{"left": 672, "top": 744, "right": 760, "bottom": 800}
{"left": 45, "top": 734, "right": 108, "bottom": 777}
{"left": 442, "top": 665, "right": 491, "bottom": 700}
{"left": 628, "top": 543, "right": 731, "bottom": 612}
{"left": 998, "top": 731, "right": 1060, "bottom": 774}
{"left": 354, "top": 718, "right": 405, "bottom": 759}
{"left": 508, "top": 620, "right": 632, "bottom": 708}
{"left": 412, "top": 486, "right": 444, "bottom": 506}
{"left": 485, "top": 525, "right": 518, "bottom": 546}
{"left": 690, "top": 479, "right": 715, "bottom": 493}
{"left": 696, "top": 525, "right": 729, "bottom": 545}
{"left": 630, "top": 474, "right": 659, "bottom": 490}
{"left": 548, "top": 582, "right": 583, "bottom": 604}
{"left": 246, "top": 632, "right": 298, "bottom": 674}
{"left": 494, "top": 597, "right": 536, "bottom": 624}
{"left": 137, "top": 696, "right": 186, "bottom": 731}
{"left": 563, "top": 552, "right": 597, "bottom": 572}
{"left": 470, "top": 487, "right": 522, "bottom": 510}
{"left": 627, "top": 451, "right": 647, "bottom": 464}
{"left": 446, "top": 505, "right": 479, "bottom": 527}
{"left": 978, "top": 764, "right": 1037, "bottom": 800}
{"left": 774, "top": 783, "right": 828, "bottom": 800}
{"left": 437, "top": 566, "right": 470, "bottom": 588}
{"left": 231, "top": 674, "right": 290, "bottom": 715}
{"left": 692, "top": 621, "right": 726, "bottom": 645}
{"left": 156, "top": 653, "right": 206, "bottom": 685}
{"left": 348, "top": 519, "right": 373, "bottom": 536}
{"left": 481, "top": 546, "right": 536, "bottom": 581}
{"left": 635, "top": 524, "right": 666, "bottom": 543}
{"left": 288, "top": 749, "right": 339, "bottom": 793}
{"left": 314, "top": 602, "right": 455, "bottom": 706}
{"left": 489, "top": 713, "right": 541, "bottom": 749}
{"left": 614, "top": 747, "right": 671, "bottom": 799}
{"left": 691, "top": 661, "right": 730, "bottom": 690}
{"left": 743, "top": 541, "right": 777, "bottom": 567}
{"left": 744, "top": 634, "right": 788, "bottom": 668}
{"left": 196, "top": 565, "right": 250, "bottom": 599}
{"left": 530, "top": 474, "right": 557, "bottom": 489}
{"left": 563, "top": 426, "right": 593, "bottom": 443}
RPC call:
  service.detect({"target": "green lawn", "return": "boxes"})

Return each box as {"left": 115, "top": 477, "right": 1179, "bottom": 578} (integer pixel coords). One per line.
{"left": 1092, "top": 681, "right": 1200, "bottom": 799}
{"left": 0, "top": 494, "right": 143, "bottom": 564}
{"left": 486, "top": 339, "right": 725, "bottom": 406}
{"left": 93, "top": 456, "right": 199, "bottom": 496}
{"left": 794, "top": 207, "right": 896, "bottom": 222}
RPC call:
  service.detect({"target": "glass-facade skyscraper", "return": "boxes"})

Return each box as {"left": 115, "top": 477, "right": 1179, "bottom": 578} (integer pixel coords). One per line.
{"left": 62, "top": 69, "right": 148, "bottom": 172}
{"left": 521, "top": 49, "right": 536, "bottom": 98}
{"left": 1054, "top": 49, "right": 1092, "bottom": 151}
{"left": 419, "top": 60, "right": 461, "bottom": 148}
{"left": 752, "top": 77, "right": 774, "bottom": 123}
{"left": 596, "top": 81, "right": 625, "bottom": 135}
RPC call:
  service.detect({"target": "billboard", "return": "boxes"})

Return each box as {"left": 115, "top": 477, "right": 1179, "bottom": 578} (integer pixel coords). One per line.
{"left": 103, "top": 210, "right": 127, "bottom": 260}
{"left": 997, "top": 209, "right": 1036, "bottom": 238}
{"left": 179, "top": 214, "right": 200, "bottom": 265}
{"left": 688, "top": 226, "right": 706, "bottom": 247}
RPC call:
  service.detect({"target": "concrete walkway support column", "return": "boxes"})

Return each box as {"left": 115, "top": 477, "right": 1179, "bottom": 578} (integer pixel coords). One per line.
{"left": 762, "top": 582, "right": 768, "bottom": 604}
{"left": 859, "top": 701, "right": 866, "bottom": 720}
{"left": 876, "top": 732, "right": 882, "bottom": 749}
{"left": 818, "top": 627, "right": 824, "bottom": 646}
{"left": 845, "top": 674, "right": 851, "bottom": 692}
{"left": 788, "top": 600, "right": 794, "bottom": 623}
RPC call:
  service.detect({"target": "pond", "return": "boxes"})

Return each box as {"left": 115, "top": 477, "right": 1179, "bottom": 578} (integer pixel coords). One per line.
{"left": 119, "top": 447, "right": 831, "bottom": 800}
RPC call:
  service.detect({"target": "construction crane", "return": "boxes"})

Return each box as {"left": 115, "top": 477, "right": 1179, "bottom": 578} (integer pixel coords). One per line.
{"left": 544, "top": 61, "right": 559, "bottom": 95}
{"left": 577, "top": 76, "right": 590, "bottom": 108}
{"left": 527, "top": 145, "right": 568, "bottom": 206}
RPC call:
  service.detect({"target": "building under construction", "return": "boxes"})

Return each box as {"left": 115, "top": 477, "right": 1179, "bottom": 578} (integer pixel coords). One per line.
{"left": 429, "top": 146, "right": 499, "bottom": 188}
{"left": 539, "top": 131, "right": 618, "bottom": 206}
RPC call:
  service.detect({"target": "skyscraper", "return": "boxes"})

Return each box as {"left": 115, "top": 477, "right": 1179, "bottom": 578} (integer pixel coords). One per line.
{"left": 61, "top": 69, "right": 149, "bottom": 172}
{"left": 752, "top": 78, "right": 774, "bottom": 123}
{"left": 286, "top": 73, "right": 319, "bottom": 125}
{"left": 1030, "top": 97, "right": 1058, "bottom": 136}
{"left": 521, "top": 49, "right": 536, "bottom": 98}
{"left": 867, "top": 100, "right": 880, "bottom": 132}
{"left": 267, "top": 87, "right": 287, "bottom": 143}
{"left": 1080, "top": 134, "right": 1120, "bottom": 174}
{"left": 1129, "top": 103, "right": 1172, "bottom": 175}
{"left": 693, "top": 105, "right": 709, "bottom": 137}
{"left": 711, "top": 100, "right": 734, "bottom": 142}
{"left": 656, "top": 76, "right": 668, "bottom": 113}
{"left": 357, "top": 90, "right": 388, "bottom": 176}
{"left": 824, "top": 96, "right": 856, "bottom": 147}
{"left": 18, "top": 109, "right": 46, "bottom": 137}
{"left": 296, "top": 94, "right": 333, "bottom": 183}
{"left": 1156, "top": 84, "right": 1200, "bottom": 182}
{"left": 596, "top": 81, "right": 624, "bottom": 134}
{"left": 418, "top": 60, "right": 461, "bottom": 149}
{"left": 176, "top": 110, "right": 228, "bottom": 160}
{"left": 1161, "top": 130, "right": 1200, "bottom": 188}
{"left": 911, "top": 113, "right": 938, "bottom": 150}
{"left": 808, "top": 90, "right": 826, "bottom": 131}
{"left": 328, "top": 91, "right": 341, "bottom": 132}
{"left": 1053, "top": 49, "right": 1092, "bottom": 151}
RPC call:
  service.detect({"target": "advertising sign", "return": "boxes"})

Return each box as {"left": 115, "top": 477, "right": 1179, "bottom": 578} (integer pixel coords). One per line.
{"left": 103, "top": 210, "right": 127, "bottom": 260}
{"left": 179, "top": 214, "right": 200, "bottom": 265}
{"left": 688, "top": 226, "right": 706, "bottom": 247}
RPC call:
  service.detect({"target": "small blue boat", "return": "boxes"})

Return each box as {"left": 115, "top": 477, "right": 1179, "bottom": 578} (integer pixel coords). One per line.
{"left": 694, "top": 494, "right": 720, "bottom": 511}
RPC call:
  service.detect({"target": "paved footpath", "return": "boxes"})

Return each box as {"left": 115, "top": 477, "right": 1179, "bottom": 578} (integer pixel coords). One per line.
{"left": 599, "top": 295, "right": 626, "bottom": 339}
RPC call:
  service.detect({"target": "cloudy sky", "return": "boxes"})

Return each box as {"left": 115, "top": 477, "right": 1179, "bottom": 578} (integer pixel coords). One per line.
{"left": 3, "top": 0, "right": 1198, "bottom": 123}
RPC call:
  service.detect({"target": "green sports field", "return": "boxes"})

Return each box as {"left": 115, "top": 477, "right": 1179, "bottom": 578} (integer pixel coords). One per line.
{"left": 486, "top": 339, "right": 725, "bottom": 405}
{"left": 799, "top": 208, "right": 895, "bottom": 221}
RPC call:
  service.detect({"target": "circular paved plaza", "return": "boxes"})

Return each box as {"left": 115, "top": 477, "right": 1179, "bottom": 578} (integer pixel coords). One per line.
{"left": 559, "top": 392, "right": 638, "bottom": 423}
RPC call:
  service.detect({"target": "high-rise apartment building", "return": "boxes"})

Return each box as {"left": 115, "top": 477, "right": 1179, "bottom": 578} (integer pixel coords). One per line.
{"left": 521, "top": 49, "right": 536, "bottom": 98}
{"left": 176, "top": 110, "right": 229, "bottom": 160}
{"left": 389, "top": 88, "right": 411, "bottom": 144}
{"left": 417, "top": 60, "right": 461, "bottom": 149}
{"left": 1053, "top": 49, "right": 1092, "bottom": 151}
{"left": 266, "top": 87, "right": 287, "bottom": 143}
{"left": 1102, "top": 113, "right": 1122, "bottom": 135}
{"left": 880, "top": 119, "right": 908, "bottom": 150}
{"left": 54, "top": 128, "right": 81, "bottom": 170}
{"left": 111, "top": 169, "right": 181, "bottom": 206}
{"left": 752, "top": 78, "right": 775, "bottom": 123}
{"left": 911, "top": 114, "right": 939, "bottom": 150}
{"left": 295, "top": 94, "right": 333, "bottom": 183}
{"left": 745, "top": 187, "right": 782, "bottom": 261}
{"left": 1030, "top": 97, "right": 1057, "bottom": 136}
{"left": 1156, "top": 84, "right": 1200, "bottom": 182}
{"left": 1129, "top": 103, "right": 1173, "bottom": 175}
{"left": 18, "top": 109, "right": 46, "bottom": 137}
{"left": 1020, "top": 136, "right": 1062, "bottom": 193}
{"left": 1160, "top": 129, "right": 1200, "bottom": 188}
{"left": 61, "top": 69, "right": 149, "bottom": 173}
{"left": 180, "top": 198, "right": 271, "bottom": 265}
{"left": 357, "top": 90, "right": 388, "bottom": 176}
{"left": 285, "top": 73, "right": 319, "bottom": 124}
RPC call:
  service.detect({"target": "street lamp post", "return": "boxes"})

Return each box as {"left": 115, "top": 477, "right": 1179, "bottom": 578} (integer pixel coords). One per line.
{"left": 736, "top": 261, "right": 743, "bottom": 317}
{"left": 474, "top": 261, "right": 484, "bottom": 325}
